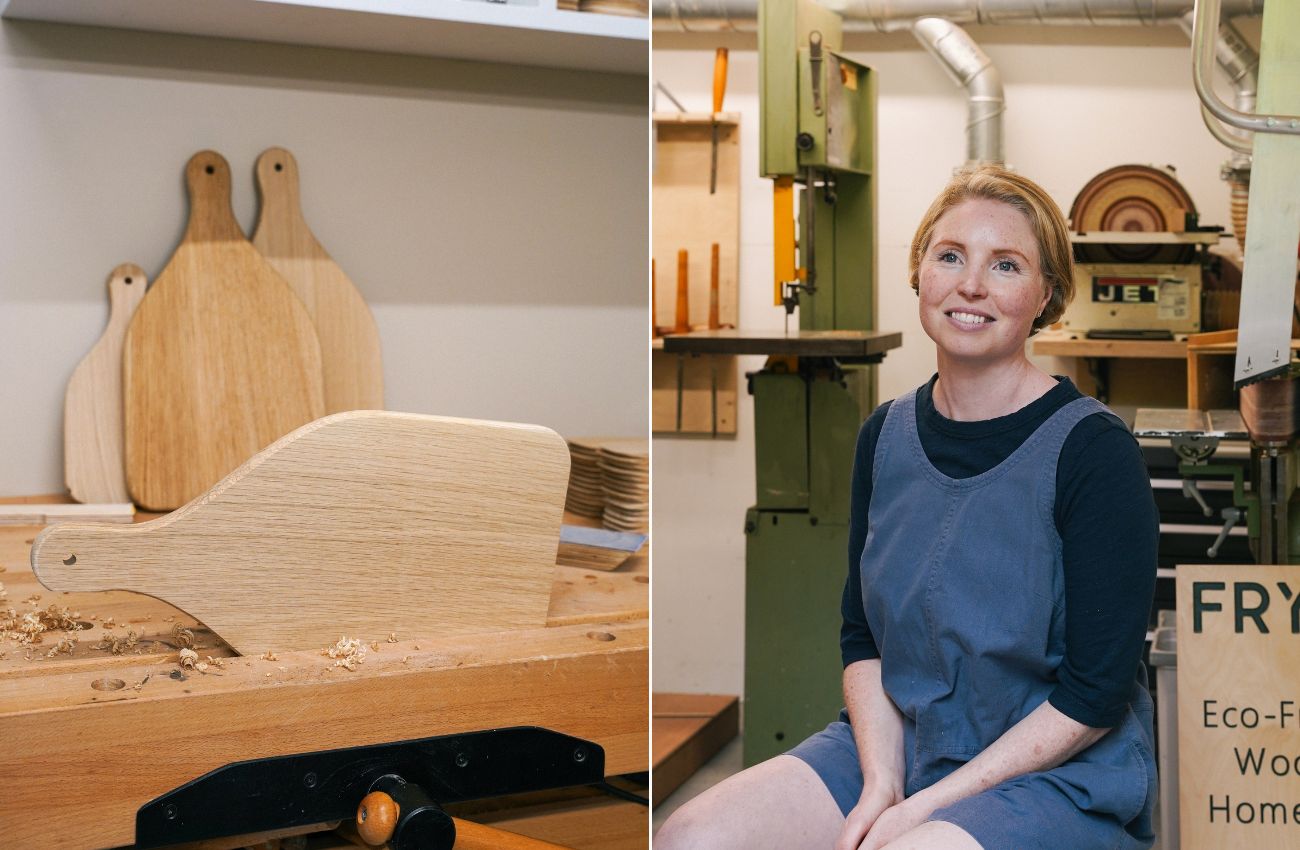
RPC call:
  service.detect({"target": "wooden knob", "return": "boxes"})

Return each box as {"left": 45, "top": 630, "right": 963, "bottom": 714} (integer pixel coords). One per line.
{"left": 357, "top": 790, "right": 400, "bottom": 845}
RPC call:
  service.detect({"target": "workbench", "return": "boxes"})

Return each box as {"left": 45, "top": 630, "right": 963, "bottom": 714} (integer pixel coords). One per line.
{"left": 0, "top": 496, "right": 649, "bottom": 850}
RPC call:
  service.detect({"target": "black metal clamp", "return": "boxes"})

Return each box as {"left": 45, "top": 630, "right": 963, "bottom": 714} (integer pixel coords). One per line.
{"left": 126, "top": 727, "right": 604, "bottom": 849}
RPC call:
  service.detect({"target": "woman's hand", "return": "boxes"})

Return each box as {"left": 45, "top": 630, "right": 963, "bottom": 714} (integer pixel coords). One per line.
{"left": 834, "top": 785, "right": 901, "bottom": 850}
{"left": 858, "top": 797, "right": 933, "bottom": 850}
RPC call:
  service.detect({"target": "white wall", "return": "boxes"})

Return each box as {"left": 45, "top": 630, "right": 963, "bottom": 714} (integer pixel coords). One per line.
{"left": 652, "top": 24, "right": 1258, "bottom": 696}
{"left": 0, "top": 20, "right": 648, "bottom": 494}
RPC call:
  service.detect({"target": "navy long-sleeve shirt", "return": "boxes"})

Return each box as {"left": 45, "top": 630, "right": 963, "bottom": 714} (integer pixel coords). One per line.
{"left": 840, "top": 375, "right": 1159, "bottom": 728}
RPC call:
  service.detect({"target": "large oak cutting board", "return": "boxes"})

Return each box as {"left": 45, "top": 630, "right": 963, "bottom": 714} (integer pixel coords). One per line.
{"left": 64, "top": 263, "right": 148, "bottom": 504}
{"left": 124, "top": 150, "right": 325, "bottom": 512}
{"left": 32, "top": 411, "right": 571, "bottom": 655}
{"left": 253, "top": 147, "right": 384, "bottom": 413}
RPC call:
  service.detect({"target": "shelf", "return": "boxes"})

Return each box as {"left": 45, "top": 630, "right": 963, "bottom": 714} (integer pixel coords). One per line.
{"left": 1071, "top": 231, "right": 1228, "bottom": 246}
{"left": 1032, "top": 330, "right": 1188, "bottom": 360}
{"left": 0, "top": 0, "right": 648, "bottom": 74}
{"left": 661, "top": 328, "right": 903, "bottom": 359}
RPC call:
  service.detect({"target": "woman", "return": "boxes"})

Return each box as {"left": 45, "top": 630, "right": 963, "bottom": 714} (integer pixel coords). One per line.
{"left": 655, "top": 166, "right": 1158, "bottom": 850}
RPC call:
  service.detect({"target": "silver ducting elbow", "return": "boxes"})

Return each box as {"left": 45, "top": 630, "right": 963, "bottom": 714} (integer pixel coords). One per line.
{"left": 912, "top": 17, "right": 1004, "bottom": 164}
{"left": 1179, "top": 10, "right": 1256, "bottom": 168}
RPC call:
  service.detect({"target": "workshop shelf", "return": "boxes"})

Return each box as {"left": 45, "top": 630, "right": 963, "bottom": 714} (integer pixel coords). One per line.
{"left": 0, "top": 0, "right": 648, "bottom": 74}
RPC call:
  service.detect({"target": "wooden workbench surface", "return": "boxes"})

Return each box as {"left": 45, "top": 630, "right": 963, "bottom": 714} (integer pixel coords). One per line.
{"left": 0, "top": 500, "right": 648, "bottom": 850}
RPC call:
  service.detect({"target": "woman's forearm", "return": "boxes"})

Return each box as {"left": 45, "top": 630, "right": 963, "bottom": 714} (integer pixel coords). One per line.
{"left": 843, "top": 659, "right": 906, "bottom": 795}
{"left": 907, "top": 700, "right": 1108, "bottom": 814}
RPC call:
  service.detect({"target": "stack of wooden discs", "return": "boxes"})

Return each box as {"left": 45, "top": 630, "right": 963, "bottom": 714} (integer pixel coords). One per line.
{"left": 594, "top": 438, "right": 648, "bottom": 533}
{"left": 564, "top": 439, "right": 607, "bottom": 519}
{"left": 564, "top": 437, "right": 649, "bottom": 532}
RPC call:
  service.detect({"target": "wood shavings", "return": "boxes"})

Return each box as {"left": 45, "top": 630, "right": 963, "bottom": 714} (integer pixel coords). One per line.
{"left": 401, "top": 655, "right": 411, "bottom": 664}
{"left": 205, "top": 656, "right": 225, "bottom": 669}
{"left": 413, "top": 644, "right": 420, "bottom": 651}
{"left": 178, "top": 648, "right": 199, "bottom": 669}
{"left": 22, "top": 594, "right": 41, "bottom": 606}
{"left": 132, "top": 674, "right": 151, "bottom": 692}
{"left": 260, "top": 651, "right": 278, "bottom": 661}
{"left": 171, "top": 623, "right": 195, "bottom": 648}
{"left": 0, "top": 581, "right": 6, "bottom": 602}
{"left": 323, "top": 636, "right": 367, "bottom": 671}
{"left": 38, "top": 605, "right": 82, "bottom": 632}
{"left": 45, "top": 635, "right": 76, "bottom": 658}
{"left": 369, "top": 640, "right": 380, "bottom": 652}
{"left": 102, "top": 616, "right": 115, "bottom": 629}
{"left": 94, "top": 628, "right": 139, "bottom": 655}
{"left": 163, "top": 615, "right": 175, "bottom": 622}
{"left": 265, "top": 672, "right": 272, "bottom": 677}
{"left": 387, "top": 632, "right": 398, "bottom": 643}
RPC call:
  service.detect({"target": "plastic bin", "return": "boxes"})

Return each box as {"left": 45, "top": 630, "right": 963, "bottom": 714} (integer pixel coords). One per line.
{"left": 1150, "top": 609, "right": 1178, "bottom": 850}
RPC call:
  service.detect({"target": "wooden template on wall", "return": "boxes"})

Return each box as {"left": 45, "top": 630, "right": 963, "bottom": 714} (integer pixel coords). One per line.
{"left": 652, "top": 112, "right": 740, "bottom": 436}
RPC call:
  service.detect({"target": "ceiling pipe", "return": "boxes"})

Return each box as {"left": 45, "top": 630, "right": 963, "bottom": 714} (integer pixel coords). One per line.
{"left": 653, "top": 0, "right": 1264, "bottom": 33}
{"left": 911, "top": 18, "right": 1004, "bottom": 165}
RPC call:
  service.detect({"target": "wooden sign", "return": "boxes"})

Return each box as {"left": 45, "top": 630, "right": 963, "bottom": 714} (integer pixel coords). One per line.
{"left": 1176, "top": 564, "right": 1300, "bottom": 848}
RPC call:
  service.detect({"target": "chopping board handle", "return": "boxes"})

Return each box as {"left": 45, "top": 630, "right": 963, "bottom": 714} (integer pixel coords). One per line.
{"left": 183, "top": 150, "right": 245, "bottom": 243}
{"left": 31, "top": 521, "right": 153, "bottom": 595}
{"left": 254, "top": 146, "right": 305, "bottom": 229}
{"left": 108, "top": 263, "right": 146, "bottom": 313}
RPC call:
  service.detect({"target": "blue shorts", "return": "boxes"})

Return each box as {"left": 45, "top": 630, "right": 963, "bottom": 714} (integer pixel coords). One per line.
{"left": 786, "top": 716, "right": 1155, "bottom": 850}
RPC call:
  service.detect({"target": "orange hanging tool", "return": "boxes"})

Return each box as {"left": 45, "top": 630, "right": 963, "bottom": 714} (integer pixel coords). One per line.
{"left": 674, "top": 249, "right": 691, "bottom": 333}
{"left": 710, "top": 47, "right": 729, "bottom": 194}
{"left": 708, "top": 242, "right": 721, "bottom": 330}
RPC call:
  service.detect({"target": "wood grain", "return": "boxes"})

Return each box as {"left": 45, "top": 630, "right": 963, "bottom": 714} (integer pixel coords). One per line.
{"left": 32, "top": 411, "right": 570, "bottom": 655}
{"left": 124, "top": 150, "right": 325, "bottom": 511}
{"left": 450, "top": 791, "right": 648, "bottom": 850}
{"left": 64, "top": 263, "right": 148, "bottom": 504}
{"left": 253, "top": 147, "right": 384, "bottom": 414}
{"left": 0, "top": 620, "right": 647, "bottom": 850}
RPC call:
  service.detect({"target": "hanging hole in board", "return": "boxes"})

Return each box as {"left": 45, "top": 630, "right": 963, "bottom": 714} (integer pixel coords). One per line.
{"left": 63, "top": 554, "right": 77, "bottom": 565}
{"left": 124, "top": 277, "right": 133, "bottom": 285}
{"left": 205, "top": 165, "right": 215, "bottom": 175}
{"left": 274, "top": 163, "right": 283, "bottom": 172}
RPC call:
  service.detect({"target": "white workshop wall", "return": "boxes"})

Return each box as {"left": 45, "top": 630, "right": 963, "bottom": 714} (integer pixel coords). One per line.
{"left": 0, "top": 20, "right": 648, "bottom": 495}
{"left": 652, "top": 25, "right": 1257, "bottom": 697}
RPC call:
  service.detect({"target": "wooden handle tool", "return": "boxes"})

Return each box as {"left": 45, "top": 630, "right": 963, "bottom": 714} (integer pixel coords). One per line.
{"left": 64, "top": 263, "right": 148, "bottom": 504}
{"left": 34, "top": 411, "right": 570, "bottom": 655}
{"left": 709, "top": 47, "right": 729, "bottom": 195}
{"left": 708, "top": 242, "right": 721, "bottom": 330}
{"left": 673, "top": 249, "right": 690, "bottom": 334}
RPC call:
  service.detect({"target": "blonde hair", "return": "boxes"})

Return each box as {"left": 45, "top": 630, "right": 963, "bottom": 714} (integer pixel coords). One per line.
{"left": 908, "top": 165, "right": 1074, "bottom": 335}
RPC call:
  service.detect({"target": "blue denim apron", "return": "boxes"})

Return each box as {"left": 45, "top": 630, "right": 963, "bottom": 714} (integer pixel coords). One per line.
{"left": 790, "top": 390, "right": 1156, "bottom": 849}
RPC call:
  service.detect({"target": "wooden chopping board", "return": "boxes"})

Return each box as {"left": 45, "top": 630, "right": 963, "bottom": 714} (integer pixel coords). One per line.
{"left": 32, "top": 411, "right": 571, "bottom": 655}
{"left": 64, "top": 263, "right": 148, "bottom": 504}
{"left": 124, "top": 150, "right": 325, "bottom": 512}
{"left": 252, "top": 146, "right": 384, "bottom": 413}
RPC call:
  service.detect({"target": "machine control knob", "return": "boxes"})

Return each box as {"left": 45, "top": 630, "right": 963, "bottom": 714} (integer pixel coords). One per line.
{"left": 795, "top": 132, "right": 815, "bottom": 152}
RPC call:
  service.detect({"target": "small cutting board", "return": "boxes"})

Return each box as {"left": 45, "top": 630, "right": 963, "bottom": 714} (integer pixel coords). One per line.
{"left": 124, "top": 150, "right": 325, "bottom": 512}
{"left": 32, "top": 411, "right": 570, "bottom": 655}
{"left": 252, "top": 146, "right": 384, "bottom": 413}
{"left": 64, "top": 263, "right": 147, "bottom": 504}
